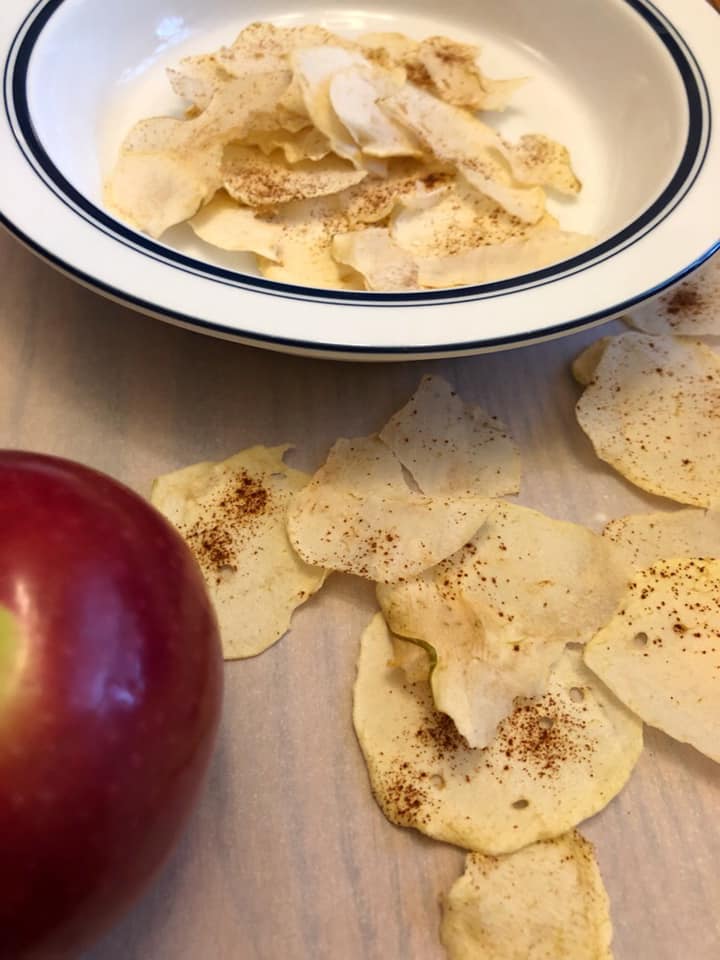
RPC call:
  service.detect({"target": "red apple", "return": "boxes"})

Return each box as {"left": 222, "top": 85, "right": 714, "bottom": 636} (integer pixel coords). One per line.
{"left": 0, "top": 451, "right": 223, "bottom": 959}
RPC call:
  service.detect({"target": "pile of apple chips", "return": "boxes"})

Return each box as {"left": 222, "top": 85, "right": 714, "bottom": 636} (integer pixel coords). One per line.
{"left": 150, "top": 251, "right": 719, "bottom": 960}
{"left": 106, "top": 22, "right": 591, "bottom": 291}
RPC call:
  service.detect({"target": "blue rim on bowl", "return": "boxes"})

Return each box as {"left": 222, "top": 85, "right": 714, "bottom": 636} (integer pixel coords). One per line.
{"left": 1, "top": 0, "right": 719, "bottom": 358}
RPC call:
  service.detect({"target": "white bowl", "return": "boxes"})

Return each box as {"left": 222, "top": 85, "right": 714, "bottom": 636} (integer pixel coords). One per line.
{"left": 1, "top": 0, "right": 718, "bottom": 359}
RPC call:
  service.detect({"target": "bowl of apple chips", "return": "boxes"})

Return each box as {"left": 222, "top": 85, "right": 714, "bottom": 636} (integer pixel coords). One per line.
{"left": 1, "top": 0, "right": 718, "bottom": 356}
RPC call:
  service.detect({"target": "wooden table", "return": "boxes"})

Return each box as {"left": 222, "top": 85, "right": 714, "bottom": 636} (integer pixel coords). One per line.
{"left": 1, "top": 227, "right": 718, "bottom": 960}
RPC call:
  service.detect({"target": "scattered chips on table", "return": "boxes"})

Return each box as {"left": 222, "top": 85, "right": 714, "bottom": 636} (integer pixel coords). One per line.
{"left": 440, "top": 832, "right": 613, "bottom": 960}
{"left": 584, "top": 558, "right": 720, "bottom": 762}
{"left": 353, "top": 614, "right": 642, "bottom": 854}
{"left": 106, "top": 20, "right": 591, "bottom": 289}
{"left": 603, "top": 509, "right": 720, "bottom": 569}
{"left": 286, "top": 435, "right": 492, "bottom": 582}
{"left": 575, "top": 332, "right": 720, "bottom": 508}
{"left": 379, "top": 374, "right": 521, "bottom": 498}
{"left": 625, "top": 252, "right": 720, "bottom": 338}
{"left": 377, "top": 500, "right": 630, "bottom": 747}
{"left": 146, "top": 342, "right": 720, "bottom": 958}
{"left": 151, "top": 446, "right": 326, "bottom": 658}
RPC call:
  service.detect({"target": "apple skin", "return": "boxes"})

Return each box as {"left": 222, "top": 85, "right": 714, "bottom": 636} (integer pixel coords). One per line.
{"left": 0, "top": 452, "right": 223, "bottom": 959}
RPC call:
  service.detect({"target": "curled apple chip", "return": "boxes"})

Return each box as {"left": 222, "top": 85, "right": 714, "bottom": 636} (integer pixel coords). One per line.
{"left": 585, "top": 558, "right": 720, "bottom": 762}
{"left": 576, "top": 332, "right": 720, "bottom": 508}
{"left": 286, "top": 436, "right": 492, "bottom": 582}
{"left": 151, "top": 446, "right": 326, "bottom": 659}
{"left": 290, "top": 46, "right": 371, "bottom": 167}
{"left": 390, "top": 633, "right": 433, "bottom": 684}
{"left": 571, "top": 336, "right": 611, "bottom": 386}
{"left": 379, "top": 374, "right": 520, "bottom": 498}
{"left": 417, "top": 227, "right": 592, "bottom": 287}
{"left": 353, "top": 614, "right": 642, "bottom": 854}
{"left": 625, "top": 252, "right": 720, "bottom": 337}
{"left": 382, "top": 84, "right": 546, "bottom": 223}
{"left": 328, "top": 65, "right": 423, "bottom": 159}
{"left": 222, "top": 145, "right": 367, "bottom": 207}
{"left": 377, "top": 500, "right": 629, "bottom": 747}
{"left": 440, "top": 833, "right": 613, "bottom": 960}
{"left": 603, "top": 509, "right": 720, "bottom": 569}
{"left": 246, "top": 126, "right": 331, "bottom": 164}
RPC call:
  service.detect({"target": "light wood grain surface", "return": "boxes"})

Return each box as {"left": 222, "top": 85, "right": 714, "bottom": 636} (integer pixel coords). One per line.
{"left": 1, "top": 228, "right": 719, "bottom": 960}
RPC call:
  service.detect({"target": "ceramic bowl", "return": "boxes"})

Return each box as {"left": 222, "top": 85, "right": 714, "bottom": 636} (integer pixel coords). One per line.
{"left": 1, "top": 0, "right": 718, "bottom": 358}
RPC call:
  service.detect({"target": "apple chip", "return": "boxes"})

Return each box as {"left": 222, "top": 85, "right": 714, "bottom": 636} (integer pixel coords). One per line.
{"left": 167, "top": 55, "right": 231, "bottom": 112}
{"left": 286, "top": 436, "right": 492, "bottom": 582}
{"left": 390, "top": 633, "right": 433, "bottom": 684}
{"left": 215, "top": 22, "right": 352, "bottom": 80}
{"left": 604, "top": 509, "right": 720, "bottom": 569}
{"left": 625, "top": 253, "right": 720, "bottom": 337}
{"left": 417, "top": 35, "right": 525, "bottom": 112}
{"left": 575, "top": 332, "right": 720, "bottom": 508}
{"left": 358, "top": 32, "right": 419, "bottom": 71}
{"left": 359, "top": 32, "right": 524, "bottom": 111}
{"left": 328, "top": 65, "right": 423, "bottom": 158}
{"left": 440, "top": 833, "right": 613, "bottom": 960}
{"left": 189, "top": 192, "right": 282, "bottom": 260}
{"left": 151, "top": 446, "right": 326, "bottom": 659}
{"left": 106, "top": 72, "right": 291, "bottom": 235}
{"left": 379, "top": 374, "right": 521, "bottom": 497}
{"left": 571, "top": 337, "right": 611, "bottom": 385}
{"left": 585, "top": 558, "right": 720, "bottom": 762}
{"left": 353, "top": 614, "right": 642, "bottom": 854}
{"left": 246, "top": 126, "right": 331, "bottom": 164}
{"left": 506, "top": 133, "right": 582, "bottom": 195}
{"left": 377, "top": 500, "right": 630, "bottom": 747}
{"left": 417, "top": 226, "right": 592, "bottom": 287}
{"left": 382, "top": 84, "right": 546, "bottom": 222}
{"left": 290, "top": 46, "right": 371, "bottom": 167}
{"left": 390, "top": 178, "right": 549, "bottom": 258}
{"left": 106, "top": 146, "right": 222, "bottom": 238}
{"left": 246, "top": 167, "right": 435, "bottom": 287}
{"left": 222, "top": 145, "right": 367, "bottom": 207}
{"left": 332, "top": 228, "right": 418, "bottom": 291}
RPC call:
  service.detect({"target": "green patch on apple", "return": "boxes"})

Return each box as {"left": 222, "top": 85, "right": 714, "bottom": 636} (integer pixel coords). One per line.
{"left": 0, "top": 605, "right": 21, "bottom": 705}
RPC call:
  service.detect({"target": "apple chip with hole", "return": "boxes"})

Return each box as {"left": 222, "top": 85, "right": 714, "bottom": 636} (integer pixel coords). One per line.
{"left": 353, "top": 614, "right": 642, "bottom": 854}
{"left": 379, "top": 374, "right": 521, "bottom": 498}
{"left": 603, "top": 509, "right": 720, "bottom": 568}
{"left": 440, "top": 832, "right": 613, "bottom": 960}
{"left": 585, "top": 558, "right": 720, "bottom": 762}
{"left": 286, "top": 436, "right": 492, "bottom": 582}
{"left": 151, "top": 446, "right": 327, "bottom": 659}
{"left": 377, "top": 501, "right": 630, "bottom": 747}
{"left": 625, "top": 253, "right": 720, "bottom": 337}
{"left": 576, "top": 333, "right": 720, "bottom": 508}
